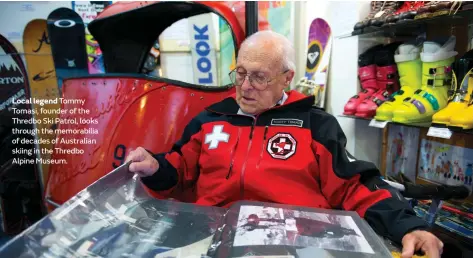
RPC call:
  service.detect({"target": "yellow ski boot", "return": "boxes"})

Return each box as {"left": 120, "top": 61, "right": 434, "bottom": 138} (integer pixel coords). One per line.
{"left": 449, "top": 72, "right": 473, "bottom": 129}
{"left": 392, "top": 37, "right": 457, "bottom": 124}
{"left": 375, "top": 43, "right": 422, "bottom": 121}
{"left": 432, "top": 50, "right": 473, "bottom": 126}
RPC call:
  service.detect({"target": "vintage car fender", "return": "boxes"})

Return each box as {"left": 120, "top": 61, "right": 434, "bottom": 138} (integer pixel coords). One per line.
{"left": 44, "top": 1, "right": 244, "bottom": 210}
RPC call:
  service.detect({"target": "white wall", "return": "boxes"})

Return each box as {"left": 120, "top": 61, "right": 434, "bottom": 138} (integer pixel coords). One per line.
{"left": 298, "top": 1, "right": 384, "bottom": 167}
{"left": 0, "top": 1, "right": 72, "bottom": 53}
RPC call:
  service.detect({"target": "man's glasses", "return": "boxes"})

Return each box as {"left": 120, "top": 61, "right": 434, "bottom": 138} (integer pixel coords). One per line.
{"left": 229, "top": 68, "right": 288, "bottom": 91}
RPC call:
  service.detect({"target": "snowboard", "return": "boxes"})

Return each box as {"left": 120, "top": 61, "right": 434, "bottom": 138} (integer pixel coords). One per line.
{"left": 23, "top": 19, "right": 60, "bottom": 188}
{"left": 295, "top": 18, "right": 332, "bottom": 109}
{"left": 47, "top": 7, "right": 89, "bottom": 91}
{"left": 72, "top": 1, "right": 112, "bottom": 74}
{"left": 0, "top": 33, "right": 44, "bottom": 235}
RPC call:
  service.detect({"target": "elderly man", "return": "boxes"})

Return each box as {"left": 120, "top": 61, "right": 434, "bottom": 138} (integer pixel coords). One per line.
{"left": 125, "top": 31, "right": 443, "bottom": 258}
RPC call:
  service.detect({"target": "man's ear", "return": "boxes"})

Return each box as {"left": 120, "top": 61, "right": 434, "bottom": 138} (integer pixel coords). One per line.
{"left": 286, "top": 70, "right": 295, "bottom": 85}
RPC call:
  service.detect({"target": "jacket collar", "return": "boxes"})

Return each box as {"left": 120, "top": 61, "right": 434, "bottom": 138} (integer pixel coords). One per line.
{"left": 206, "top": 90, "right": 315, "bottom": 115}
{"left": 237, "top": 91, "right": 288, "bottom": 117}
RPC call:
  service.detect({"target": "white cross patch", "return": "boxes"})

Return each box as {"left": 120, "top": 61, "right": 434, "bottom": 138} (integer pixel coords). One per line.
{"left": 273, "top": 138, "right": 292, "bottom": 154}
{"left": 205, "top": 125, "right": 229, "bottom": 149}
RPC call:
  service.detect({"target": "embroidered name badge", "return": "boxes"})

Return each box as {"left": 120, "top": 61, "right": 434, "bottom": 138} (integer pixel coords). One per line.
{"left": 270, "top": 118, "right": 303, "bottom": 127}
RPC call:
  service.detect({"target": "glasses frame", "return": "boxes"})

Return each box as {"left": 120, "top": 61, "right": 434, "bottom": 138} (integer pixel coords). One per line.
{"left": 229, "top": 68, "right": 289, "bottom": 91}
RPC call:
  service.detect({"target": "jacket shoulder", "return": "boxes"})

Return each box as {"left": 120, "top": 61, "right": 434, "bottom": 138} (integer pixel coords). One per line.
{"left": 309, "top": 107, "right": 343, "bottom": 141}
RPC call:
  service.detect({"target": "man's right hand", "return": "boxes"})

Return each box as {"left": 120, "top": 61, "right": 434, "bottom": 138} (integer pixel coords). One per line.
{"left": 125, "top": 147, "right": 160, "bottom": 177}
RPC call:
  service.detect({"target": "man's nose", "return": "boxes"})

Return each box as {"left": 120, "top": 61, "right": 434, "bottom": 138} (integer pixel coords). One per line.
{"left": 240, "top": 76, "right": 252, "bottom": 91}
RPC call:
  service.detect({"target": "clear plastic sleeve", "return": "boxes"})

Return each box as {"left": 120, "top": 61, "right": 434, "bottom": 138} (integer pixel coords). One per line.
{"left": 0, "top": 162, "right": 225, "bottom": 257}
{"left": 0, "top": 163, "right": 396, "bottom": 258}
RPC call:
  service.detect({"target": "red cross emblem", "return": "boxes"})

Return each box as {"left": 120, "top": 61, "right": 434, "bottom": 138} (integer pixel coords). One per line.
{"left": 267, "top": 133, "right": 297, "bottom": 160}
{"left": 273, "top": 138, "right": 292, "bottom": 154}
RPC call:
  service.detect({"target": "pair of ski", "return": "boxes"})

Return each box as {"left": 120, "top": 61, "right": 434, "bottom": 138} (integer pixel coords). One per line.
{"left": 295, "top": 18, "right": 332, "bottom": 110}
{"left": 0, "top": 7, "right": 98, "bottom": 235}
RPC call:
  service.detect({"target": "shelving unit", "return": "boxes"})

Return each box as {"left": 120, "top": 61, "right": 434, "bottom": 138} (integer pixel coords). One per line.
{"left": 329, "top": 5, "right": 473, "bottom": 256}
{"left": 336, "top": 7, "right": 473, "bottom": 145}
{"left": 339, "top": 115, "right": 473, "bottom": 137}
{"left": 337, "top": 8, "right": 473, "bottom": 39}
{"left": 336, "top": 9, "right": 473, "bottom": 254}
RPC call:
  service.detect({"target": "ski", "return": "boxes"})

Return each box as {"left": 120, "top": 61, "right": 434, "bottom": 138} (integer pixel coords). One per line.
{"left": 296, "top": 18, "right": 332, "bottom": 109}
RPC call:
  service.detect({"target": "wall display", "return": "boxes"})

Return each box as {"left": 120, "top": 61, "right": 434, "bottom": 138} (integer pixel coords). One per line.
{"left": 23, "top": 19, "right": 60, "bottom": 187}
{"left": 72, "top": 1, "right": 112, "bottom": 74}
{"left": 385, "top": 124, "right": 420, "bottom": 182}
{"left": 418, "top": 138, "right": 473, "bottom": 189}
{"left": 47, "top": 7, "right": 89, "bottom": 91}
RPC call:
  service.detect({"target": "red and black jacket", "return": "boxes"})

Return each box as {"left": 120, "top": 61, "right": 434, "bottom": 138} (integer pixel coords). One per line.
{"left": 141, "top": 90, "right": 428, "bottom": 244}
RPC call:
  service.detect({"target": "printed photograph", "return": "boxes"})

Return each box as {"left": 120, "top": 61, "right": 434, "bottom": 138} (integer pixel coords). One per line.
{"left": 233, "top": 205, "right": 374, "bottom": 254}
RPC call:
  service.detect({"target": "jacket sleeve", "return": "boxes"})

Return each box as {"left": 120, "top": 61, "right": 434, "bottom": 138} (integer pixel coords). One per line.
{"left": 140, "top": 116, "right": 202, "bottom": 197}
{"left": 310, "top": 110, "right": 428, "bottom": 244}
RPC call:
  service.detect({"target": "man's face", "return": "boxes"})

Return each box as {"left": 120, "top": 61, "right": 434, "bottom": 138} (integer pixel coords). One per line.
{"left": 234, "top": 46, "right": 293, "bottom": 115}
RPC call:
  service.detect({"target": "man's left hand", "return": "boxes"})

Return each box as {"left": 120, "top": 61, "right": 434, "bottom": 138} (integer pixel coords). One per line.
{"left": 401, "top": 230, "right": 443, "bottom": 258}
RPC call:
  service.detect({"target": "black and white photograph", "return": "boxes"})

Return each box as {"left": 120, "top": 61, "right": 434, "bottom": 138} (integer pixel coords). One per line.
{"left": 233, "top": 205, "right": 374, "bottom": 254}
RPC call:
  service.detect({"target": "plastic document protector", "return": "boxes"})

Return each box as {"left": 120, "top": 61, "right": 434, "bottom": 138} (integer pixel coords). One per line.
{"left": 0, "top": 162, "right": 393, "bottom": 258}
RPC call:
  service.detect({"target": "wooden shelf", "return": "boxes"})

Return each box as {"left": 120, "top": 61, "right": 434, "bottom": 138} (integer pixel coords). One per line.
{"left": 339, "top": 114, "right": 473, "bottom": 137}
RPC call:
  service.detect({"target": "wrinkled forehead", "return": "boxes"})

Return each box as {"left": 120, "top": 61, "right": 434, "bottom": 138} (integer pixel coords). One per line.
{"left": 237, "top": 41, "right": 283, "bottom": 74}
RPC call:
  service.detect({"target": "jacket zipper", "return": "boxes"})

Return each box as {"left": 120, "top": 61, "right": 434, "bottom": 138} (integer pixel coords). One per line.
{"left": 256, "top": 126, "right": 269, "bottom": 169}
{"left": 226, "top": 128, "right": 241, "bottom": 179}
{"left": 240, "top": 119, "right": 256, "bottom": 199}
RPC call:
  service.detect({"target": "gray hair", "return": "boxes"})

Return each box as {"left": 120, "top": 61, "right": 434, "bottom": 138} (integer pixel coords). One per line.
{"left": 240, "top": 30, "right": 296, "bottom": 71}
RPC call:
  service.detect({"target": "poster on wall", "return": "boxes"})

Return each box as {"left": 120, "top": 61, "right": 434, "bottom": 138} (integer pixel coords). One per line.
{"left": 218, "top": 1, "right": 293, "bottom": 85}
{"left": 418, "top": 139, "right": 473, "bottom": 189}
{"left": 385, "top": 124, "right": 420, "bottom": 182}
{"left": 72, "top": 1, "right": 112, "bottom": 74}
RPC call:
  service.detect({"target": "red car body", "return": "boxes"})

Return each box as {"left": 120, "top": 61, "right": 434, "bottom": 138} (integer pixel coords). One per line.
{"left": 44, "top": 1, "right": 245, "bottom": 211}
